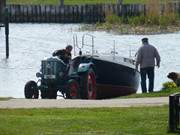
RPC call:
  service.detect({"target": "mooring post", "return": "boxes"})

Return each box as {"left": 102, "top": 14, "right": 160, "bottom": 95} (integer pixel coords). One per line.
{"left": 4, "top": 7, "right": 9, "bottom": 58}
{"left": 169, "top": 93, "right": 180, "bottom": 133}
{"left": 60, "top": 0, "right": 64, "bottom": 7}
{"left": 169, "top": 95, "right": 176, "bottom": 132}
{"left": 117, "top": 0, "right": 123, "bottom": 5}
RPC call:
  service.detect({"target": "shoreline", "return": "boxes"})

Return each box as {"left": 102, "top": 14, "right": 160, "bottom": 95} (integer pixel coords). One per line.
{"left": 81, "top": 24, "right": 180, "bottom": 35}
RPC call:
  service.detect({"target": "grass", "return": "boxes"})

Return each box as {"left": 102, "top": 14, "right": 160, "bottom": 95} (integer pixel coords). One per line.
{"left": 0, "top": 97, "right": 13, "bottom": 101}
{"left": 6, "top": 0, "right": 150, "bottom": 5}
{"left": 89, "top": 13, "right": 180, "bottom": 34}
{"left": 0, "top": 106, "right": 177, "bottom": 135}
{"left": 121, "top": 87, "right": 180, "bottom": 98}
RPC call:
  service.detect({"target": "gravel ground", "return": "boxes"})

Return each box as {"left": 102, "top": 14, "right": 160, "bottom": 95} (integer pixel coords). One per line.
{"left": 0, "top": 97, "right": 168, "bottom": 109}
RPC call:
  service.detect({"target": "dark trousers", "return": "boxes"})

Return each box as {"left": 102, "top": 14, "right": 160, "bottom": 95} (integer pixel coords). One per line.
{"left": 140, "top": 67, "right": 154, "bottom": 93}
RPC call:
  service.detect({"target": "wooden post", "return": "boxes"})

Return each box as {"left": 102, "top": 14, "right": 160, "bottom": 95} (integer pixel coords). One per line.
{"left": 0, "top": 0, "right": 6, "bottom": 22}
{"left": 117, "top": 0, "right": 123, "bottom": 5}
{"left": 4, "top": 7, "right": 9, "bottom": 58}
{"left": 60, "top": 0, "right": 64, "bottom": 7}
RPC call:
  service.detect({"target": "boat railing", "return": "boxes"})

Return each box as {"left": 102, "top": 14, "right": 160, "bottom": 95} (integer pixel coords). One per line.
{"left": 72, "top": 34, "right": 137, "bottom": 65}
{"left": 73, "top": 33, "right": 96, "bottom": 56}
{"left": 129, "top": 45, "right": 137, "bottom": 59}
{"left": 73, "top": 34, "right": 82, "bottom": 56}
{"left": 82, "top": 33, "right": 95, "bottom": 56}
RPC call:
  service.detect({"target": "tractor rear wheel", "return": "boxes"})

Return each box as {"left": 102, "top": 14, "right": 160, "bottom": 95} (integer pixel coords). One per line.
{"left": 24, "top": 81, "right": 39, "bottom": 99}
{"left": 81, "top": 68, "right": 97, "bottom": 99}
{"left": 66, "top": 79, "right": 79, "bottom": 99}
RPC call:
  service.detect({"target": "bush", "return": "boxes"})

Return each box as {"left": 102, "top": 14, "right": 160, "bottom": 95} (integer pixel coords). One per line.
{"left": 105, "top": 14, "right": 122, "bottom": 24}
{"left": 159, "top": 13, "right": 177, "bottom": 27}
{"left": 128, "top": 15, "right": 146, "bottom": 26}
{"left": 162, "top": 81, "right": 177, "bottom": 90}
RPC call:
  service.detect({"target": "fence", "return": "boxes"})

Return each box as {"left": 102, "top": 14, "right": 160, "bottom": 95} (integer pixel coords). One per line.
{"left": 0, "top": 0, "right": 6, "bottom": 22}
{"left": 4, "top": 2, "right": 180, "bottom": 23}
{"left": 169, "top": 93, "right": 180, "bottom": 133}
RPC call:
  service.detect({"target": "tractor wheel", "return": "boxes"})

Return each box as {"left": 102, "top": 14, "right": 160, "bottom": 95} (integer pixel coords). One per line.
{"left": 81, "top": 68, "right": 97, "bottom": 99}
{"left": 24, "top": 81, "right": 39, "bottom": 99}
{"left": 41, "top": 90, "right": 48, "bottom": 99}
{"left": 66, "top": 79, "right": 79, "bottom": 99}
{"left": 41, "top": 88, "right": 57, "bottom": 99}
{"left": 48, "top": 89, "right": 57, "bottom": 99}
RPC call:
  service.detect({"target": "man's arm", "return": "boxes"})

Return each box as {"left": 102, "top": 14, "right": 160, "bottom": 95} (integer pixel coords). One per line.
{"left": 52, "top": 50, "right": 64, "bottom": 57}
{"left": 154, "top": 48, "right": 161, "bottom": 68}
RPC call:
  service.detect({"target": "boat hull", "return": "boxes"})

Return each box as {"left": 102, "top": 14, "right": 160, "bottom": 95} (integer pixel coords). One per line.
{"left": 70, "top": 56, "right": 140, "bottom": 99}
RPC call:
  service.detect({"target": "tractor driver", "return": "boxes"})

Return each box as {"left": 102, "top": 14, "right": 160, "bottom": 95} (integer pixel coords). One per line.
{"left": 52, "top": 45, "right": 73, "bottom": 64}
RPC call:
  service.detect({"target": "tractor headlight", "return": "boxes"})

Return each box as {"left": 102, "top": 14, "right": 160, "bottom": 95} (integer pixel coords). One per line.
{"left": 36, "top": 72, "right": 42, "bottom": 78}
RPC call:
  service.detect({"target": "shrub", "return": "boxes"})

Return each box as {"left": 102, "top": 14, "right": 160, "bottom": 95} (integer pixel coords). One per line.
{"left": 128, "top": 15, "right": 146, "bottom": 26}
{"left": 162, "top": 81, "right": 177, "bottom": 90}
{"left": 105, "top": 14, "right": 122, "bottom": 24}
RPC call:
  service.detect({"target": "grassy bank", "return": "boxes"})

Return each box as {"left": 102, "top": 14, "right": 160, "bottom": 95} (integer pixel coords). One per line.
{"left": 121, "top": 87, "right": 180, "bottom": 98}
{"left": 0, "top": 106, "right": 177, "bottom": 135}
{"left": 82, "top": 0, "right": 180, "bottom": 34}
{"left": 0, "top": 97, "right": 13, "bottom": 101}
{"left": 83, "top": 12, "right": 180, "bottom": 35}
{"left": 7, "top": 0, "right": 149, "bottom": 5}
{"left": 83, "top": 23, "right": 180, "bottom": 35}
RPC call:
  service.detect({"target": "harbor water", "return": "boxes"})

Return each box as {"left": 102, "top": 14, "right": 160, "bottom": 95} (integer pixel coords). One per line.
{"left": 0, "top": 23, "right": 180, "bottom": 98}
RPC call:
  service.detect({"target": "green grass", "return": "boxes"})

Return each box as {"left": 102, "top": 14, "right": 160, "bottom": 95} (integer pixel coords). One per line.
{"left": 0, "top": 106, "right": 177, "bottom": 135}
{"left": 121, "top": 88, "right": 180, "bottom": 98}
{"left": 0, "top": 97, "right": 13, "bottom": 101}
{"left": 6, "top": 0, "right": 148, "bottom": 5}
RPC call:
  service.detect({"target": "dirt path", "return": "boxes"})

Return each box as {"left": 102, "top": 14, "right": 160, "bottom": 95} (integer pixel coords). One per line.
{"left": 0, "top": 97, "right": 168, "bottom": 109}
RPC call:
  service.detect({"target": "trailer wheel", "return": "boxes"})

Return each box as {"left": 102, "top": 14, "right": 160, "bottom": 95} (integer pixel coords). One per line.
{"left": 24, "top": 81, "right": 39, "bottom": 99}
{"left": 67, "top": 79, "right": 79, "bottom": 99}
{"left": 81, "top": 68, "right": 97, "bottom": 99}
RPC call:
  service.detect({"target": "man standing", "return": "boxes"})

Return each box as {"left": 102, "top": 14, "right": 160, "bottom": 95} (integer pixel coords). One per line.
{"left": 136, "top": 38, "right": 161, "bottom": 93}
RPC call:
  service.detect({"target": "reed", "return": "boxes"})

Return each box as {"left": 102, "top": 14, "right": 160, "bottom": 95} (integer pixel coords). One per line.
{"left": 145, "top": 0, "right": 160, "bottom": 25}
{"left": 104, "top": 0, "right": 179, "bottom": 27}
{"left": 145, "top": 0, "right": 178, "bottom": 26}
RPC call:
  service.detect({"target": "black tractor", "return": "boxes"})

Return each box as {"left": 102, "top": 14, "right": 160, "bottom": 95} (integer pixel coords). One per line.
{"left": 24, "top": 56, "right": 97, "bottom": 99}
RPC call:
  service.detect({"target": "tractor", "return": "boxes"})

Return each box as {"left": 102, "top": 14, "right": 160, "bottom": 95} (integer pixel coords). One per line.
{"left": 24, "top": 34, "right": 97, "bottom": 99}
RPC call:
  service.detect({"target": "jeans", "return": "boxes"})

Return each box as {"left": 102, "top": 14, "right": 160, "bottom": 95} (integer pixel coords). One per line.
{"left": 140, "top": 67, "right": 154, "bottom": 93}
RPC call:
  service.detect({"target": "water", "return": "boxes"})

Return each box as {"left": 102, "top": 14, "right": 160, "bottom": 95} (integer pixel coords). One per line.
{"left": 0, "top": 23, "right": 180, "bottom": 98}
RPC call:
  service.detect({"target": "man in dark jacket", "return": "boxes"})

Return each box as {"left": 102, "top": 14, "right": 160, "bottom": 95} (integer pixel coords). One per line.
{"left": 136, "top": 38, "right": 161, "bottom": 93}
{"left": 52, "top": 45, "right": 73, "bottom": 64}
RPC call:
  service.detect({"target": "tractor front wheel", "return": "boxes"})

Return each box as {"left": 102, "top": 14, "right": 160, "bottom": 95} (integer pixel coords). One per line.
{"left": 24, "top": 81, "right": 39, "bottom": 99}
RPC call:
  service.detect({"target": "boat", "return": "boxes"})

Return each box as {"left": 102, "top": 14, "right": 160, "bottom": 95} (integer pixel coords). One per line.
{"left": 24, "top": 34, "right": 140, "bottom": 99}
{"left": 69, "top": 55, "right": 140, "bottom": 99}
